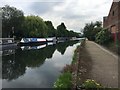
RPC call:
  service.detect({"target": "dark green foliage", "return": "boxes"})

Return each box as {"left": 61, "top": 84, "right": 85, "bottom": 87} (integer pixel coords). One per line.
{"left": 45, "top": 21, "right": 56, "bottom": 37}
{"left": 56, "top": 22, "right": 79, "bottom": 37}
{"left": 2, "top": 5, "right": 24, "bottom": 39}
{"left": 56, "top": 22, "right": 67, "bottom": 37}
{"left": 69, "top": 30, "right": 79, "bottom": 37}
{"left": 95, "top": 29, "right": 112, "bottom": 44}
{"left": 83, "top": 21, "right": 102, "bottom": 41}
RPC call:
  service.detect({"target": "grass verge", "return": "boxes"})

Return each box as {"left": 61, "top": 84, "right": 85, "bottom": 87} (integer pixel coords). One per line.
{"left": 53, "top": 72, "right": 72, "bottom": 88}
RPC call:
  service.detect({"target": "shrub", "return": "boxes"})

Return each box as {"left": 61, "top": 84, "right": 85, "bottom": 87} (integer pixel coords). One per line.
{"left": 54, "top": 72, "right": 72, "bottom": 88}
{"left": 95, "top": 29, "right": 112, "bottom": 45}
{"left": 81, "top": 79, "right": 102, "bottom": 89}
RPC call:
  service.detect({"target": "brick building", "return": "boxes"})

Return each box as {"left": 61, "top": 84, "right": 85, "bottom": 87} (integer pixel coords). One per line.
{"left": 103, "top": 1, "right": 120, "bottom": 41}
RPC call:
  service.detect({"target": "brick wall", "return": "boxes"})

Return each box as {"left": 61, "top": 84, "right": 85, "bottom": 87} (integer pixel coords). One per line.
{"left": 103, "top": 1, "right": 120, "bottom": 41}
{"left": 118, "top": 2, "right": 120, "bottom": 31}
{"left": 103, "top": 2, "right": 119, "bottom": 30}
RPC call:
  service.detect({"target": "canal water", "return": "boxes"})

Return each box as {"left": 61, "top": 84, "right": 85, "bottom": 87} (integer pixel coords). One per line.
{"left": 2, "top": 41, "right": 80, "bottom": 88}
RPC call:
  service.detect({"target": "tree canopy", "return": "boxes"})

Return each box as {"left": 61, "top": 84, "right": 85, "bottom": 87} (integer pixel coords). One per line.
{"left": 2, "top": 5, "right": 24, "bottom": 38}
{"left": 45, "top": 21, "right": 56, "bottom": 37}
{"left": 22, "top": 16, "right": 48, "bottom": 38}
{"left": 2, "top": 5, "right": 79, "bottom": 39}
{"left": 56, "top": 23, "right": 79, "bottom": 37}
{"left": 83, "top": 21, "right": 102, "bottom": 41}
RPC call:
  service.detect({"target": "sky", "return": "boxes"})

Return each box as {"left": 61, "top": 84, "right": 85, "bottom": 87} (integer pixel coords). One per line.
{"left": 0, "top": 0, "right": 113, "bottom": 32}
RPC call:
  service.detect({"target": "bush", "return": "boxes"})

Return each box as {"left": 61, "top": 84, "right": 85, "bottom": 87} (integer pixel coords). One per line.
{"left": 81, "top": 79, "right": 102, "bottom": 89}
{"left": 95, "top": 29, "right": 112, "bottom": 44}
{"left": 54, "top": 72, "right": 72, "bottom": 88}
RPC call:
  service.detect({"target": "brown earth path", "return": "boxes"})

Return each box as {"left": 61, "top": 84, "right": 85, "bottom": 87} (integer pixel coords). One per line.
{"left": 79, "top": 40, "right": 120, "bottom": 88}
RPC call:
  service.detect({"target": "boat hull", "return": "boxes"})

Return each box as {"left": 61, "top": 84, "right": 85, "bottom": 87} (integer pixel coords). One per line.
{"left": 18, "top": 41, "right": 47, "bottom": 46}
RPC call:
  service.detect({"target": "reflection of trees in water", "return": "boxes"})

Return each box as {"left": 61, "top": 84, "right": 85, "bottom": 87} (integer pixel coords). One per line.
{"left": 56, "top": 41, "right": 79, "bottom": 55}
{"left": 2, "top": 54, "right": 26, "bottom": 81}
{"left": 44, "top": 45, "right": 56, "bottom": 59}
{"left": 16, "top": 48, "right": 47, "bottom": 68}
{"left": 2, "top": 45, "right": 56, "bottom": 81}
{"left": 17, "top": 45, "right": 56, "bottom": 68}
{"left": 2, "top": 41, "right": 78, "bottom": 81}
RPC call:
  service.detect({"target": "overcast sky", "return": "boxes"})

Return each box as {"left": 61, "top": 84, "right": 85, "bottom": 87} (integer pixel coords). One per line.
{"left": 1, "top": 0, "right": 113, "bottom": 32}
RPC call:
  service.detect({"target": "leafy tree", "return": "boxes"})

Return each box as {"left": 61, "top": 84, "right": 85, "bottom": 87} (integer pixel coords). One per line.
{"left": 2, "top": 5, "right": 24, "bottom": 39}
{"left": 56, "top": 23, "right": 79, "bottom": 37}
{"left": 22, "top": 15, "right": 48, "bottom": 38}
{"left": 56, "top": 22, "right": 68, "bottom": 37}
{"left": 94, "top": 21, "right": 102, "bottom": 27}
{"left": 83, "top": 21, "right": 102, "bottom": 41}
{"left": 68, "top": 30, "right": 79, "bottom": 37}
{"left": 45, "top": 21, "right": 56, "bottom": 37}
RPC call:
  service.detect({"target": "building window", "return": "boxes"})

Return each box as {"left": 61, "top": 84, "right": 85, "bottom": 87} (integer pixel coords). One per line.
{"left": 112, "top": 11, "right": 114, "bottom": 16}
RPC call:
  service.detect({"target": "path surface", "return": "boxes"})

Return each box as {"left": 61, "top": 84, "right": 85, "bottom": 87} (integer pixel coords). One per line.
{"left": 85, "top": 41, "right": 119, "bottom": 88}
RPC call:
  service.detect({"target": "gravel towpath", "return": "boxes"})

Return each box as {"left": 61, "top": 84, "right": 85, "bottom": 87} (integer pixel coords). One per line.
{"left": 82, "top": 41, "right": 119, "bottom": 88}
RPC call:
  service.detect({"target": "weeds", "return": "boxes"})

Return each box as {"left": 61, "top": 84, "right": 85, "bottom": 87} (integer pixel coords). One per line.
{"left": 53, "top": 72, "right": 72, "bottom": 88}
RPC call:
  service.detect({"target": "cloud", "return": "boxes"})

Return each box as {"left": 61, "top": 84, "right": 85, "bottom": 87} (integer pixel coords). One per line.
{"left": 0, "top": 0, "right": 113, "bottom": 32}
{"left": 29, "top": 2, "right": 62, "bottom": 15}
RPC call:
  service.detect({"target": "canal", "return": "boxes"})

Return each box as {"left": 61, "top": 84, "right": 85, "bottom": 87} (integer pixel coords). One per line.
{"left": 2, "top": 41, "right": 80, "bottom": 88}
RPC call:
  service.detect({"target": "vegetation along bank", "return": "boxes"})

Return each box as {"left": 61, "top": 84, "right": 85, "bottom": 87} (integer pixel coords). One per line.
{"left": 53, "top": 39, "right": 101, "bottom": 89}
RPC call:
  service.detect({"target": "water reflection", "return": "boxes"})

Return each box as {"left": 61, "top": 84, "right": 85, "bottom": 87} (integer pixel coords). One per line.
{"left": 2, "top": 41, "right": 79, "bottom": 88}
{"left": 2, "top": 53, "right": 26, "bottom": 81}
{"left": 56, "top": 41, "right": 78, "bottom": 55}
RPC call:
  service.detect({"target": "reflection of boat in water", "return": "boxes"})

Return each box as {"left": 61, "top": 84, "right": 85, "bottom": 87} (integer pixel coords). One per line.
{"left": 0, "top": 49, "right": 16, "bottom": 56}
{"left": 21, "top": 44, "right": 47, "bottom": 50}
{"left": 20, "top": 41, "right": 56, "bottom": 51}
{"left": 0, "top": 38, "right": 17, "bottom": 56}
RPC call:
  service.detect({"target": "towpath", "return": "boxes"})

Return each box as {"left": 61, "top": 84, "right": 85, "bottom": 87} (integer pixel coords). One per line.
{"left": 79, "top": 40, "right": 120, "bottom": 88}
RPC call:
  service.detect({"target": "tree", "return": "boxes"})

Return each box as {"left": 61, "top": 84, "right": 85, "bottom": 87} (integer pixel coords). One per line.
{"left": 22, "top": 15, "right": 48, "bottom": 38}
{"left": 83, "top": 21, "right": 102, "bottom": 41}
{"left": 2, "top": 5, "right": 24, "bottom": 39}
{"left": 56, "top": 22, "right": 68, "bottom": 37}
{"left": 94, "top": 21, "right": 102, "bottom": 27}
{"left": 45, "top": 21, "right": 56, "bottom": 37}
